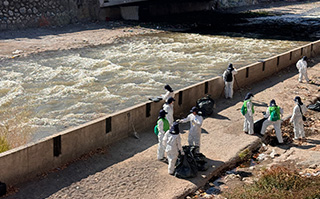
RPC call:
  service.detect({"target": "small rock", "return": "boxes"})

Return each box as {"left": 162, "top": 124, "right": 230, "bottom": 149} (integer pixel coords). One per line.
{"left": 257, "top": 153, "right": 266, "bottom": 161}
{"left": 308, "top": 164, "right": 318, "bottom": 169}
{"left": 4, "top": 1, "right": 9, "bottom": 6}
{"left": 19, "top": 7, "right": 26, "bottom": 14}
{"left": 12, "top": 50, "right": 23, "bottom": 54}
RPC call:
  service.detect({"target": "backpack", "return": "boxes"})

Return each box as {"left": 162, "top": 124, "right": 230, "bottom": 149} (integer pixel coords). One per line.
{"left": 241, "top": 100, "right": 254, "bottom": 116}
{"left": 241, "top": 103, "right": 247, "bottom": 116}
{"left": 269, "top": 106, "right": 280, "bottom": 121}
{"left": 224, "top": 69, "right": 233, "bottom": 82}
{"left": 154, "top": 124, "right": 159, "bottom": 136}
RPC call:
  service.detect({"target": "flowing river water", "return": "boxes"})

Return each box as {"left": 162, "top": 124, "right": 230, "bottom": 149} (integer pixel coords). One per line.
{"left": 0, "top": 31, "right": 308, "bottom": 141}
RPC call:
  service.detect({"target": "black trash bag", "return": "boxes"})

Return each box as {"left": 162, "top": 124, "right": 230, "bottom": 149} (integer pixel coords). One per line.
{"left": 254, "top": 118, "right": 267, "bottom": 134}
{"left": 148, "top": 96, "right": 163, "bottom": 102}
{"left": 196, "top": 95, "right": 215, "bottom": 117}
{"left": 174, "top": 146, "right": 198, "bottom": 178}
{"left": 190, "top": 146, "right": 209, "bottom": 171}
{"left": 308, "top": 101, "right": 320, "bottom": 112}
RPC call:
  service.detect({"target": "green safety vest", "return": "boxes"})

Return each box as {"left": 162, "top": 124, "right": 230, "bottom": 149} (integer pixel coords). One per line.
{"left": 241, "top": 100, "right": 254, "bottom": 115}
{"left": 269, "top": 106, "right": 281, "bottom": 121}
{"left": 154, "top": 118, "right": 170, "bottom": 136}
{"left": 158, "top": 118, "right": 170, "bottom": 132}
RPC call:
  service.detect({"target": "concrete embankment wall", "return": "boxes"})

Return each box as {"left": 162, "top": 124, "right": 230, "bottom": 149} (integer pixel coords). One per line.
{"left": 1, "top": 40, "right": 320, "bottom": 186}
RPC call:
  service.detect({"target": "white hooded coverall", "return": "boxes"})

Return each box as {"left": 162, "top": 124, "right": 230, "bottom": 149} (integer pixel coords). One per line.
{"left": 290, "top": 104, "right": 307, "bottom": 139}
{"left": 163, "top": 131, "right": 183, "bottom": 174}
{"left": 181, "top": 113, "right": 203, "bottom": 152}
{"left": 163, "top": 103, "right": 174, "bottom": 127}
{"left": 296, "top": 59, "right": 309, "bottom": 83}
{"left": 222, "top": 68, "right": 238, "bottom": 99}
{"left": 157, "top": 119, "right": 167, "bottom": 160}
{"left": 260, "top": 106, "right": 284, "bottom": 143}
{"left": 243, "top": 99, "right": 254, "bottom": 135}
{"left": 162, "top": 91, "right": 174, "bottom": 103}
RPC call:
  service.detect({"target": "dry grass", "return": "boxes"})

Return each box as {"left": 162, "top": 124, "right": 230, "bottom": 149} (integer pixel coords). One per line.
{"left": 223, "top": 165, "right": 320, "bottom": 199}
{"left": 0, "top": 109, "right": 34, "bottom": 153}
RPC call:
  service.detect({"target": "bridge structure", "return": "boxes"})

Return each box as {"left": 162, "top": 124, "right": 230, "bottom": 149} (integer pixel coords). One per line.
{"left": 99, "top": 0, "right": 216, "bottom": 20}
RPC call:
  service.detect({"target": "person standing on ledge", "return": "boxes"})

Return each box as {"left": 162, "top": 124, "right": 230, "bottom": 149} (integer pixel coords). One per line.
{"left": 222, "top": 63, "right": 238, "bottom": 99}
{"left": 290, "top": 96, "right": 307, "bottom": 141}
{"left": 156, "top": 110, "right": 170, "bottom": 161}
{"left": 163, "top": 122, "right": 184, "bottom": 175}
{"left": 163, "top": 97, "right": 175, "bottom": 127}
{"left": 296, "top": 56, "right": 310, "bottom": 83}
{"left": 241, "top": 92, "right": 255, "bottom": 135}
{"left": 177, "top": 106, "right": 203, "bottom": 153}
{"left": 260, "top": 99, "right": 284, "bottom": 144}
{"left": 162, "top": 84, "right": 174, "bottom": 103}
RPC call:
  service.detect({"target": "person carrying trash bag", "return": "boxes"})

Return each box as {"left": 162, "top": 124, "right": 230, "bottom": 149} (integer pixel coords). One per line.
{"left": 177, "top": 107, "right": 203, "bottom": 153}
{"left": 222, "top": 63, "right": 238, "bottom": 99}
{"left": 241, "top": 92, "right": 255, "bottom": 135}
{"left": 163, "top": 96, "right": 175, "bottom": 127}
{"left": 290, "top": 96, "right": 307, "bottom": 140}
{"left": 296, "top": 56, "right": 310, "bottom": 83}
{"left": 163, "top": 122, "right": 184, "bottom": 175}
{"left": 156, "top": 109, "right": 170, "bottom": 161}
{"left": 260, "top": 99, "right": 284, "bottom": 144}
{"left": 162, "top": 84, "right": 174, "bottom": 103}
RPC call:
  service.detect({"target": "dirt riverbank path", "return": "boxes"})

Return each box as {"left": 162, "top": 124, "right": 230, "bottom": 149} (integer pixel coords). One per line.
{"left": 4, "top": 57, "right": 320, "bottom": 199}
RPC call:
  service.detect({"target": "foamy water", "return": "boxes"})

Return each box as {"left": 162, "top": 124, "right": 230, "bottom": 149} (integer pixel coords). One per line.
{"left": 0, "top": 32, "right": 308, "bottom": 140}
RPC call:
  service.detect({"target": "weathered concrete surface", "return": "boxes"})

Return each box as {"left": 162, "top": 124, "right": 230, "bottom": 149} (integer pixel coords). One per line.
{"left": 3, "top": 57, "right": 319, "bottom": 199}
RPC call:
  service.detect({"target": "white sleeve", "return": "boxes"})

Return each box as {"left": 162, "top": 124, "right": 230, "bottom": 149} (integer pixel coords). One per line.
{"left": 193, "top": 115, "right": 203, "bottom": 127}
{"left": 162, "top": 91, "right": 170, "bottom": 102}
{"left": 290, "top": 106, "right": 297, "bottom": 122}
{"left": 177, "top": 135, "right": 182, "bottom": 152}
{"left": 280, "top": 107, "right": 284, "bottom": 115}
{"left": 222, "top": 71, "right": 227, "bottom": 80}
{"left": 247, "top": 101, "right": 253, "bottom": 116}
{"left": 181, "top": 114, "right": 192, "bottom": 123}
{"left": 265, "top": 108, "right": 270, "bottom": 118}
{"left": 163, "top": 105, "right": 169, "bottom": 113}
{"left": 158, "top": 120, "right": 164, "bottom": 134}
{"left": 232, "top": 68, "right": 238, "bottom": 75}
{"left": 163, "top": 131, "right": 169, "bottom": 145}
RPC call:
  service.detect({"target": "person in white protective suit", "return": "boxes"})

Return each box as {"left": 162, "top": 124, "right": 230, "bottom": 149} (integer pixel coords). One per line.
{"left": 163, "top": 97, "right": 175, "bottom": 127}
{"left": 157, "top": 109, "right": 170, "bottom": 161}
{"left": 178, "top": 106, "right": 203, "bottom": 153}
{"left": 242, "top": 92, "right": 255, "bottom": 135}
{"left": 260, "top": 99, "right": 284, "bottom": 144}
{"left": 222, "top": 63, "right": 238, "bottom": 99}
{"left": 290, "top": 96, "right": 307, "bottom": 140}
{"left": 163, "top": 122, "right": 184, "bottom": 175}
{"left": 162, "top": 84, "right": 174, "bottom": 103}
{"left": 296, "top": 56, "right": 310, "bottom": 83}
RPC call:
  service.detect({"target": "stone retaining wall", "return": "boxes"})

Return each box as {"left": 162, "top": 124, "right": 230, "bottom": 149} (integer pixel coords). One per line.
{"left": 0, "top": 0, "right": 100, "bottom": 30}
{"left": 1, "top": 40, "right": 319, "bottom": 186}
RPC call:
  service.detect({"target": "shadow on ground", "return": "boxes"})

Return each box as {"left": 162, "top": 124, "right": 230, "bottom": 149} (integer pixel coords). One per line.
{"left": 5, "top": 130, "right": 158, "bottom": 199}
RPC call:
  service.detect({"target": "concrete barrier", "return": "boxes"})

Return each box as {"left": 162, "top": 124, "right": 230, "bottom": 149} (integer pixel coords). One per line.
{"left": 1, "top": 40, "right": 320, "bottom": 186}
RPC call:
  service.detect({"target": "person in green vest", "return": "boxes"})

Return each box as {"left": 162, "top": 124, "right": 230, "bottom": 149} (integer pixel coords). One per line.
{"left": 260, "top": 99, "right": 284, "bottom": 144}
{"left": 242, "top": 92, "right": 254, "bottom": 135}
{"left": 157, "top": 109, "right": 170, "bottom": 161}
